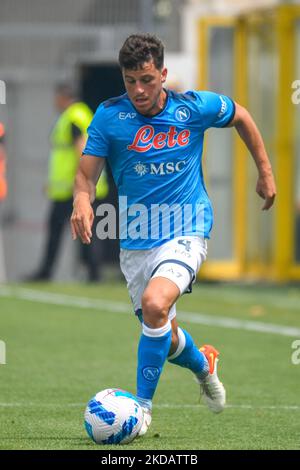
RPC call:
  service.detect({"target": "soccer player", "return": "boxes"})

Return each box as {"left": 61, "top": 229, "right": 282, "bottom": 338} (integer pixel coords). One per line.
{"left": 70, "top": 34, "right": 276, "bottom": 436}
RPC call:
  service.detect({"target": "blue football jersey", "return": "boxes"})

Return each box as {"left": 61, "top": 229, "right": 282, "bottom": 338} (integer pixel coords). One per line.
{"left": 83, "top": 89, "right": 235, "bottom": 249}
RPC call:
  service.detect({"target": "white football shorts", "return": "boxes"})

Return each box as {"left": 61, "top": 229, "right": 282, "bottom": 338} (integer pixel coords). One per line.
{"left": 120, "top": 236, "right": 207, "bottom": 321}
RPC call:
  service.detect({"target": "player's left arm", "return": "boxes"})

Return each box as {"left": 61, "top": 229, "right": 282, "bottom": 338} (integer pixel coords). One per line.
{"left": 227, "top": 102, "right": 276, "bottom": 210}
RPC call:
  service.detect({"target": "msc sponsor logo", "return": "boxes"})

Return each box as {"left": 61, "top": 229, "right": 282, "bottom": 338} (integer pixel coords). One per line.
{"left": 175, "top": 106, "right": 191, "bottom": 122}
{"left": 127, "top": 125, "right": 190, "bottom": 152}
{"left": 150, "top": 160, "right": 186, "bottom": 175}
{"left": 134, "top": 160, "right": 187, "bottom": 176}
{"left": 134, "top": 162, "right": 148, "bottom": 176}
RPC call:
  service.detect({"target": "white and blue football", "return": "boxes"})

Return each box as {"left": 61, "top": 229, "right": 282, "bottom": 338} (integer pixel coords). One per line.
{"left": 84, "top": 388, "right": 143, "bottom": 445}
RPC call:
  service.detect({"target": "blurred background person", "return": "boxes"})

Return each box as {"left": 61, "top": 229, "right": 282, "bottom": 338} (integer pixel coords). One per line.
{"left": 0, "top": 121, "right": 7, "bottom": 282}
{"left": 26, "top": 83, "right": 108, "bottom": 282}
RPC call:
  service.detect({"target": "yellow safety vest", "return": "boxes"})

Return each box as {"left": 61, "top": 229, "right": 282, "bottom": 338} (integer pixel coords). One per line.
{"left": 48, "top": 102, "right": 109, "bottom": 201}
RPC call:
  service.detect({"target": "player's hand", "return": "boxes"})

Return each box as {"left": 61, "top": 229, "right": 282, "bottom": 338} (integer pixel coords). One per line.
{"left": 70, "top": 193, "right": 94, "bottom": 244}
{"left": 256, "top": 171, "right": 276, "bottom": 210}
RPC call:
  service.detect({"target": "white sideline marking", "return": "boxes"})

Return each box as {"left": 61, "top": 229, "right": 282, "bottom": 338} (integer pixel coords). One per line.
{"left": 1, "top": 286, "right": 300, "bottom": 337}
{"left": 0, "top": 402, "right": 299, "bottom": 411}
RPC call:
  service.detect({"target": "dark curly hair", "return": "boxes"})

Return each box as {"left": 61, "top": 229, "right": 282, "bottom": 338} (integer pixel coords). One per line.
{"left": 118, "top": 33, "right": 164, "bottom": 71}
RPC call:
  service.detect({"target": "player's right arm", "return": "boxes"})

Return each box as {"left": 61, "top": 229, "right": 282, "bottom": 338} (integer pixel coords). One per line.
{"left": 71, "top": 155, "right": 105, "bottom": 244}
{"left": 226, "top": 103, "right": 276, "bottom": 211}
{"left": 198, "top": 91, "right": 276, "bottom": 211}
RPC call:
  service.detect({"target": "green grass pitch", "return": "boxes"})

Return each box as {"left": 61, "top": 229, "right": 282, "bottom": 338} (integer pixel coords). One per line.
{"left": 0, "top": 282, "right": 299, "bottom": 450}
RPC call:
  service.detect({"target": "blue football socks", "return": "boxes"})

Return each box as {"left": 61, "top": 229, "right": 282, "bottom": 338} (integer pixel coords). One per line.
{"left": 136, "top": 321, "right": 172, "bottom": 402}
{"left": 168, "top": 327, "right": 209, "bottom": 380}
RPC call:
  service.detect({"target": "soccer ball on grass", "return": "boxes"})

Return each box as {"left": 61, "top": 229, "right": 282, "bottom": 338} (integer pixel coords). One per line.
{"left": 84, "top": 388, "right": 143, "bottom": 445}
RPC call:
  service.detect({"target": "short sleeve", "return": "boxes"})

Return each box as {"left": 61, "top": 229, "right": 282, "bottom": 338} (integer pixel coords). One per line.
{"left": 83, "top": 104, "right": 109, "bottom": 157}
{"left": 196, "top": 91, "right": 235, "bottom": 130}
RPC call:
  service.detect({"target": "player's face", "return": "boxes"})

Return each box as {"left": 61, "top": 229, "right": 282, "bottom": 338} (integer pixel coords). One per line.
{"left": 123, "top": 61, "right": 168, "bottom": 116}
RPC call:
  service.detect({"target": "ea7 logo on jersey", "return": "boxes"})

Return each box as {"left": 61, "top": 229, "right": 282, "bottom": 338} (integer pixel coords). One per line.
{"left": 175, "top": 106, "right": 191, "bottom": 122}
{"left": 127, "top": 125, "right": 190, "bottom": 152}
{"left": 119, "top": 112, "right": 137, "bottom": 119}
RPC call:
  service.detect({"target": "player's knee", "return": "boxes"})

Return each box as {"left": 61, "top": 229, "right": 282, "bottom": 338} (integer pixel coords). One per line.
{"left": 141, "top": 293, "right": 169, "bottom": 328}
